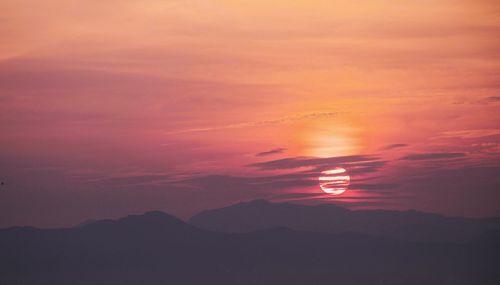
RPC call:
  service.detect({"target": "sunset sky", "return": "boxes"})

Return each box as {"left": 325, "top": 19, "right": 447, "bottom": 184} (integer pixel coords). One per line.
{"left": 1, "top": 0, "right": 499, "bottom": 227}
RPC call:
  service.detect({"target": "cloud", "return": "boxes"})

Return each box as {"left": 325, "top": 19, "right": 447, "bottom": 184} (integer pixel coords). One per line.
{"left": 394, "top": 165, "right": 500, "bottom": 217}
{"left": 248, "top": 155, "right": 379, "bottom": 170}
{"left": 0, "top": 57, "right": 279, "bottom": 130}
{"left": 87, "top": 175, "right": 171, "bottom": 187}
{"left": 164, "top": 112, "right": 337, "bottom": 135}
{"left": 177, "top": 173, "right": 317, "bottom": 193}
{"left": 436, "top": 129, "right": 500, "bottom": 139}
{"left": 400, "top": 152, "right": 466, "bottom": 161}
{"left": 256, "top": 148, "right": 287, "bottom": 157}
{"left": 170, "top": 171, "right": 399, "bottom": 208}
{"left": 269, "top": 191, "right": 405, "bottom": 208}
{"left": 485, "top": 96, "right": 500, "bottom": 102}
{"left": 270, "top": 192, "right": 331, "bottom": 201}
{"left": 346, "top": 161, "right": 388, "bottom": 175}
{"left": 304, "top": 160, "right": 387, "bottom": 176}
{"left": 349, "top": 183, "right": 399, "bottom": 190}
{"left": 381, "top": 143, "right": 408, "bottom": 150}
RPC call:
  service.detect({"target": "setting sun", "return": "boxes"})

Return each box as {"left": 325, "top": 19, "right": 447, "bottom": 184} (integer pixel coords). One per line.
{"left": 318, "top": 167, "right": 351, "bottom": 195}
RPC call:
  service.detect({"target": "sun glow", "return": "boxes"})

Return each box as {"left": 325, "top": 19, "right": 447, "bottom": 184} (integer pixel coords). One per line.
{"left": 319, "top": 167, "right": 350, "bottom": 195}
{"left": 299, "top": 123, "right": 361, "bottom": 158}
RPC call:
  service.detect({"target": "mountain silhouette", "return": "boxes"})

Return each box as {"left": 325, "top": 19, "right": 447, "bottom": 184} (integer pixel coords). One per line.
{"left": 0, "top": 209, "right": 498, "bottom": 285}
{"left": 189, "top": 199, "right": 500, "bottom": 242}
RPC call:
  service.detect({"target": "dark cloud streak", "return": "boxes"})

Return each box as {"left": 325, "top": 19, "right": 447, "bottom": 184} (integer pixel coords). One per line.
{"left": 400, "top": 152, "right": 466, "bottom": 161}
{"left": 87, "top": 175, "right": 171, "bottom": 187}
{"left": 248, "top": 155, "right": 379, "bottom": 170}
{"left": 381, "top": 143, "right": 408, "bottom": 150}
{"left": 256, "top": 148, "right": 287, "bottom": 157}
{"left": 485, "top": 96, "right": 500, "bottom": 102}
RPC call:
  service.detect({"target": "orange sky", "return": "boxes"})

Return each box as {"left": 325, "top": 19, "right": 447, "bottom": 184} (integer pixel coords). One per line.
{"left": 1, "top": 0, "right": 499, "bottom": 227}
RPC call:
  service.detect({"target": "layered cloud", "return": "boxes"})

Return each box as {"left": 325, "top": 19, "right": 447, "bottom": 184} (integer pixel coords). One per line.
{"left": 248, "top": 155, "right": 379, "bottom": 170}
{"left": 400, "top": 152, "right": 466, "bottom": 161}
{"left": 381, "top": 144, "right": 408, "bottom": 150}
{"left": 256, "top": 148, "right": 287, "bottom": 157}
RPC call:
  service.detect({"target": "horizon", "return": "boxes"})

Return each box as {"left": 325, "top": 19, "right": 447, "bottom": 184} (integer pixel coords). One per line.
{"left": 5, "top": 198, "right": 500, "bottom": 230}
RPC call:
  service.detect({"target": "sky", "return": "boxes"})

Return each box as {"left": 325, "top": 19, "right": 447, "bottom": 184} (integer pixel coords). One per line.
{"left": 0, "top": 0, "right": 499, "bottom": 228}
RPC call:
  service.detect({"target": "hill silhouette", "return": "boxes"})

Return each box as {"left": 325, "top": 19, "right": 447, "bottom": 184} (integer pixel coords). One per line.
{"left": 0, "top": 209, "right": 498, "bottom": 285}
{"left": 189, "top": 199, "right": 500, "bottom": 242}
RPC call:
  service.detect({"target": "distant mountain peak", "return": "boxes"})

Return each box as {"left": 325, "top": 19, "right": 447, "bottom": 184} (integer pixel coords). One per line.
{"left": 141, "top": 210, "right": 178, "bottom": 219}
{"left": 74, "top": 218, "right": 98, "bottom": 228}
{"left": 79, "top": 210, "right": 191, "bottom": 233}
{"left": 119, "top": 211, "right": 185, "bottom": 226}
{"left": 189, "top": 200, "right": 500, "bottom": 242}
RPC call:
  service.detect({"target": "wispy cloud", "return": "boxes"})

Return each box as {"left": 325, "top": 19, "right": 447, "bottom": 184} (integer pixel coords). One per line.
{"left": 256, "top": 148, "right": 287, "bottom": 157}
{"left": 248, "top": 155, "right": 379, "bottom": 170}
{"left": 485, "top": 96, "right": 500, "bottom": 102}
{"left": 86, "top": 174, "right": 171, "bottom": 187}
{"left": 381, "top": 143, "right": 408, "bottom": 150}
{"left": 400, "top": 152, "right": 466, "bottom": 161}
{"left": 435, "top": 129, "right": 500, "bottom": 139}
{"left": 349, "top": 183, "right": 399, "bottom": 190}
{"left": 164, "top": 112, "right": 337, "bottom": 135}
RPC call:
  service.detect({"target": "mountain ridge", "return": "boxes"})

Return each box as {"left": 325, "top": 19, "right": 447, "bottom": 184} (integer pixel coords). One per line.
{"left": 1, "top": 209, "right": 499, "bottom": 285}
{"left": 189, "top": 199, "right": 500, "bottom": 242}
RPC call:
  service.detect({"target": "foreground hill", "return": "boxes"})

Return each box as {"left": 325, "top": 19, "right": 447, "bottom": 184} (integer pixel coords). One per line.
{"left": 1, "top": 210, "right": 499, "bottom": 285}
{"left": 189, "top": 200, "right": 500, "bottom": 242}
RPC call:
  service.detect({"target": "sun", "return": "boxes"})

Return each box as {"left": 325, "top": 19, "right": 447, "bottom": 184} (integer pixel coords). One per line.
{"left": 318, "top": 167, "right": 350, "bottom": 195}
